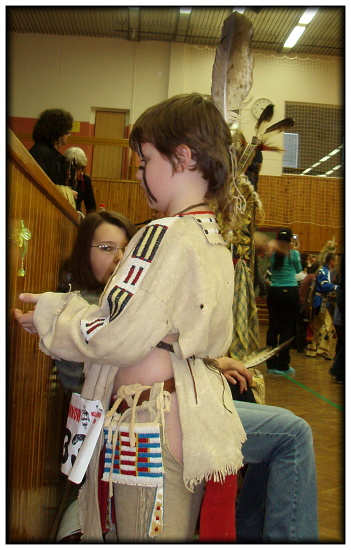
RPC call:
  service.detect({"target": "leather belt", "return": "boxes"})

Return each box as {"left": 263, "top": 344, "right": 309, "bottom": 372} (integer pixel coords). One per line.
{"left": 116, "top": 377, "right": 176, "bottom": 414}
{"left": 156, "top": 341, "right": 174, "bottom": 352}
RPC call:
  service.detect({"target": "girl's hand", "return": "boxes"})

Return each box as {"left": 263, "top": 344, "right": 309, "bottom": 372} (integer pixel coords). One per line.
{"left": 216, "top": 356, "right": 253, "bottom": 393}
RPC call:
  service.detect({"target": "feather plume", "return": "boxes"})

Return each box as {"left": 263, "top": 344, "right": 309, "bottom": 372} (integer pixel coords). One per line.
{"left": 261, "top": 144, "right": 284, "bottom": 152}
{"left": 244, "top": 337, "right": 295, "bottom": 369}
{"left": 264, "top": 117, "right": 294, "bottom": 134}
{"left": 255, "top": 103, "right": 274, "bottom": 134}
{"left": 211, "top": 12, "right": 253, "bottom": 124}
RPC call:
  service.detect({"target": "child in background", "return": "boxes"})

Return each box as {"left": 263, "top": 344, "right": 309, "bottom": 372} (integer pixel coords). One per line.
{"left": 55, "top": 210, "right": 137, "bottom": 396}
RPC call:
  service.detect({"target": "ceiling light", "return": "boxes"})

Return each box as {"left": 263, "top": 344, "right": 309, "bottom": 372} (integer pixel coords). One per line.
{"left": 299, "top": 8, "right": 318, "bottom": 25}
{"left": 232, "top": 8, "right": 245, "bottom": 13}
{"left": 283, "top": 25, "right": 306, "bottom": 49}
{"left": 179, "top": 7, "right": 192, "bottom": 15}
{"left": 325, "top": 170, "right": 334, "bottom": 176}
{"left": 329, "top": 147, "right": 341, "bottom": 156}
{"left": 333, "top": 165, "right": 342, "bottom": 171}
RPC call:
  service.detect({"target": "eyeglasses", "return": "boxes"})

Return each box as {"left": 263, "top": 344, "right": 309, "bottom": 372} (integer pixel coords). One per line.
{"left": 91, "top": 242, "right": 125, "bottom": 255}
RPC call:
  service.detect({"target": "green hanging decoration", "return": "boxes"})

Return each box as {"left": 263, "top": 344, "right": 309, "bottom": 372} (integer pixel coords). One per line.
{"left": 15, "top": 219, "right": 32, "bottom": 277}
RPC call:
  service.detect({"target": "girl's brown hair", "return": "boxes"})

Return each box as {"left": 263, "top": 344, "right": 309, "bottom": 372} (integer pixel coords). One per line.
{"left": 129, "top": 93, "right": 232, "bottom": 212}
{"left": 60, "top": 211, "right": 137, "bottom": 292}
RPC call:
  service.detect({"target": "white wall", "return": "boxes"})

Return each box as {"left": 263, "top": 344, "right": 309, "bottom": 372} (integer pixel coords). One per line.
{"left": 9, "top": 31, "right": 342, "bottom": 175}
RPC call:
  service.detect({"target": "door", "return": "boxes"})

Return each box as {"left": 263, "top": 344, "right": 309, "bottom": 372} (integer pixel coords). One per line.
{"left": 91, "top": 111, "right": 126, "bottom": 180}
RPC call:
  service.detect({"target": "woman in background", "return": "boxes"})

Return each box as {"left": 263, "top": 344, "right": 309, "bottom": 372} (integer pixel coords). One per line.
{"left": 266, "top": 228, "right": 302, "bottom": 375}
{"left": 64, "top": 147, "right": 96, "bottom": 214}
{"left": 30, "top": 108, "right": 73, "bottom": 186}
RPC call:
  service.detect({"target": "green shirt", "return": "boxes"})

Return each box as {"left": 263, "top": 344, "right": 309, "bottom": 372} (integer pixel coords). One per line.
{"left": 270, "top": 249, "right": 302, "bottom": 287}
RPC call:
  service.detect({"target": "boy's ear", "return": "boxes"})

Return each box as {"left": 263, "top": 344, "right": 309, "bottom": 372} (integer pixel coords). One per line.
{"left": 174, "top": 144, "right": 195, "bottom": 171}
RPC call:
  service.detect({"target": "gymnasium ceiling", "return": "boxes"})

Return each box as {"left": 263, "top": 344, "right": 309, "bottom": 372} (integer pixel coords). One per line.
{"left": 7, "top": 6, "right": 344, "bottom": 57}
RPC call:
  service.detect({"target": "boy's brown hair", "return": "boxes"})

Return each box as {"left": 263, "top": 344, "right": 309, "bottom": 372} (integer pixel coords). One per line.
{"left": 129, "top": 93, "right": 232, "bottom": 206}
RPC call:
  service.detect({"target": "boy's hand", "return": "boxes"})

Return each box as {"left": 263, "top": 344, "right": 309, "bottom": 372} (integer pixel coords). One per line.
{"left": 13, "top": 293, "right": 42, "bottom": 334}
{"left": 216, "top": 356, "right": 253, "bottom": 393}
{"left": 19, "top": 293, "right": 41, "bottom": 304}
{"left": 13, "top": 308, "right": 37, "bottom": 334}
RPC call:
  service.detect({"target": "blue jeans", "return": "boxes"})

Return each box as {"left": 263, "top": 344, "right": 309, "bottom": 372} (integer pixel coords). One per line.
{"left": 235, "top": 401, "right": 318, "bottom": 542}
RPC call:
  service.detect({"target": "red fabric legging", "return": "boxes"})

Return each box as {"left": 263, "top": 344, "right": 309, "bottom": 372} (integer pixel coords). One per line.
{"left": 199, "top": 475, "right": 237, "bottom": 542}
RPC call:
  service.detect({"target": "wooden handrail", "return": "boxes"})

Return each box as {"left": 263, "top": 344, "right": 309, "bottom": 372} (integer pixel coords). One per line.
{"left": 91, "top": 176, "right": 138, "bottom": 184}
{"left": 17, "top": 134, "right": 130, "bottom": 147}
{"left": 8, "top": 128, "right": 80, "bottom": 226}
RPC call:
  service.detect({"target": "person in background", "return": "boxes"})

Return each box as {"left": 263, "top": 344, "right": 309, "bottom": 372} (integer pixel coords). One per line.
{"left": 266, "top": 228, "right": 302, "bottom": 375}
{"left": 30, "top": 108, "right": 77, "bottom": 209}
{"left": 64, "top": 147, "right": 96, "bottom": 214}
{"left": 305, "top": 253, "right": 338, "bottom": 360}
{"left": 329, "top": 255, "right": 344, "bottom": 383}
{"left": 55, "top": 210, "right": 137, "bottom": 396}
{"left": 30, "top": 108, "right": 73, "bottom": 186}
{"left": 295, "top": 262, "right": 319, "bottom": 353}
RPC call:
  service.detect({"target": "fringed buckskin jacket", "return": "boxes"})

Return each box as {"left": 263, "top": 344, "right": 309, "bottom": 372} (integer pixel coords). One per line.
{"left": 33, "top": 213, "right": 246, "bottom": 541}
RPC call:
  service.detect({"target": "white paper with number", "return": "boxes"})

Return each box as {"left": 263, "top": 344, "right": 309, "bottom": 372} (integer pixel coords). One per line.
{"left": 61, "top": 392, "right": 105, "bottom": 484}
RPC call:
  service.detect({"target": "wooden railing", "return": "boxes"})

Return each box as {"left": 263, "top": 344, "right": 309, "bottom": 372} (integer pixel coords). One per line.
{"left": 8, "top": 129, "right": 80, "bottom": 542}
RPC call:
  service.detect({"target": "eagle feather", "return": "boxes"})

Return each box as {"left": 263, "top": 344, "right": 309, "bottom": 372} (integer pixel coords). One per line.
{"left": 211, "top": 12, "right": 254, "bottom": 124}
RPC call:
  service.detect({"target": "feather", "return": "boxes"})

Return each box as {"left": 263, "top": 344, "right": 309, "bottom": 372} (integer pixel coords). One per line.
{"left": 244, "top": 337, "right": 295, "bottom": 369}
{"left": 211, "top": 12, "right": 253, "bottom": 124}
{"left": 264, "top": 117, "right": 294, "bottom": 134}
{"left": 255, "top": 103, "right": 274, "bottom": 133}
{"left": 261, "top": 143, "right": 284, "bottom": 152}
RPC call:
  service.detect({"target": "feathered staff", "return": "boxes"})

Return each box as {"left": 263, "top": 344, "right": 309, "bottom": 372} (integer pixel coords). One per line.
{"left": 211, "top": 12, "right": 253, "bottom": 127}
{"left": 211, "top": 12, "right": 254, "bottom": 217}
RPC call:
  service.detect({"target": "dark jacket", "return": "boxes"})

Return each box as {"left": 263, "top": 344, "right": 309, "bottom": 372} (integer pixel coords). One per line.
{"left": 30, "top": 141, "right": 68, "bottom": 186}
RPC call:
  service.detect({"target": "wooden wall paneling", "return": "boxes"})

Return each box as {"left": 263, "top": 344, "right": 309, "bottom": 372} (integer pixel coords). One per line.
{"left": 259, "top": 176, "right": 289, "bottom": 227}
{"left": 258, "top": 174, "right": 343, "bottom": 254}
{"left": 91, "top": 179, "right": 156, "bottom": 226}
{"left": 8, "top": 130, "right": 79, "bottom": 542}
{"left": 289, "top": 176, "right": 309, "bottom": 252}
{"left": 90, "top": 179, "right": 111, "bottom": 210}
{"left": 109, "top": 181, "right": 131, "bottom": 219}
